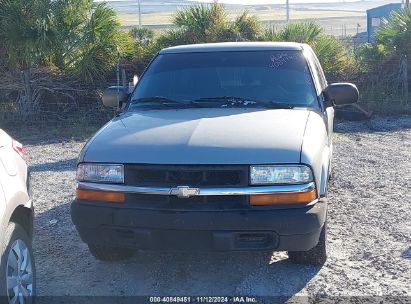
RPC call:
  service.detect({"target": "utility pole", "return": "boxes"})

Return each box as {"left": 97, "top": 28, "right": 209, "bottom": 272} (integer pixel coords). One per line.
{"left": 138, "top": 0, "right": 142, "bottom": 28}
{"left": 286, "top": 0, "right": 290, "bottom": 22}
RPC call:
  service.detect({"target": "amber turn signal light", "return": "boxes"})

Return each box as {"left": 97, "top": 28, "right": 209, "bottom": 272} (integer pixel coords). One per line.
{"left": 249, "top": 190, "right": 316, "bottom": 206}
{"left": 76, "top": 189, "right": 125, "bottom": 203}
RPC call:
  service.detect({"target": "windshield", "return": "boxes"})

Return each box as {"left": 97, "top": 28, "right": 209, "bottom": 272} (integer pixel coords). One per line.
{"left": 130, "top": 50, "right": 318, "bottom": 108}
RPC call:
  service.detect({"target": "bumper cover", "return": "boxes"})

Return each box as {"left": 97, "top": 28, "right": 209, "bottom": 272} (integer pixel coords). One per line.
{"left": 71, "top": 199, "right": 327, "bottom": 252}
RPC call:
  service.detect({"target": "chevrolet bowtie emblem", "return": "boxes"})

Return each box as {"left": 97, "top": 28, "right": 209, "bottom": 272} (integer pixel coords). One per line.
{"left": 169, "top": 186, "right": 200, "bottom": 198}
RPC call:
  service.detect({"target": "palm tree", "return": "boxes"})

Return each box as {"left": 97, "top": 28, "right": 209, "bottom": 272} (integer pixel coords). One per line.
{"left": 0, "top": 0, "right": 54, "bottom": 118}
{"left": 376, "top": 6, "right": 411, "bottom": 57}
{"left": 52, "top": 0, "right": 125, "bottom": 83}
{"left": 312, "top": 35, "right": 347, "bottom": 77}
{"left": 173, "top": 1, "right": 227, "bottom": 43}
{"left": 51, "top": 0, "right": 94, "bottom": 70}
{"left": 169, "top": 2, "right": 263, "bottom": 44}
{"left": 231, "top": 11, "right": 262, "bottom": 41}
{"left": 268, "top": 22, "right": 322, "bottom": 44}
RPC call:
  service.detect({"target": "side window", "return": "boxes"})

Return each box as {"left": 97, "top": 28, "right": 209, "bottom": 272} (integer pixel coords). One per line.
{"left": 304, "top": 48, "right": 327, "bottom": 93}
{"left": 312, "top": 55, "right": 327, "bottom": 89}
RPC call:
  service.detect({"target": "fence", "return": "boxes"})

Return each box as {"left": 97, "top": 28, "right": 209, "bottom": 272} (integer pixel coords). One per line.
{"left": 0, "top": 66, "right": 119, "bottom": 133}
{"left": 335, "top": 56, "right": 410, "bottom": 114}
{"left": 0, "top": 55, "right": 409, "bottom": 136}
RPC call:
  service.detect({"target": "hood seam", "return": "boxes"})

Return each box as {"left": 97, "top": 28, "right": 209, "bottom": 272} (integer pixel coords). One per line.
{"left": 299, "top": 111, "right": 311, "bottom": 163}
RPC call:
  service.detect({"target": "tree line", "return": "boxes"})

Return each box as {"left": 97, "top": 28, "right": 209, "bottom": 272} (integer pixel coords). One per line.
{"left": 0, "top": 0, "right": 410, "bottom": 120}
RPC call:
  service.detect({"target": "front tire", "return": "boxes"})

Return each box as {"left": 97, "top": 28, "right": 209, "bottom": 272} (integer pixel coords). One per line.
{"left": 0, "top": 223, "right": 36, "bottom": 304}
{"left": 88, "top": 245, "right": 134, "bottom": 261}
{"left": 288, "top": 222, "right": 327, "bottom": 265}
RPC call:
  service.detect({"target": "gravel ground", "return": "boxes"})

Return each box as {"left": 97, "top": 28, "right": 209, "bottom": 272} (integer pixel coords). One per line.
{"left": 23, "top": 116, "right": 410, "bottom": 302}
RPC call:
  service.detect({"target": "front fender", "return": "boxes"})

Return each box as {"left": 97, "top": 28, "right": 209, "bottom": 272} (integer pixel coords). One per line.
{"left": 300, "top": 112, "right": 330, "bottom": 197}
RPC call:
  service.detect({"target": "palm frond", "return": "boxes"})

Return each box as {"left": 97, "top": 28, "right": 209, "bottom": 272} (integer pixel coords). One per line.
{"left": 278, "top": 22, "right": 322, "bottom": 44}
{"left": 376, "top": 7, "right": 411, "bottom": 56}
{"left": 173, "top": 2, "right": 227, "bottom": 43}
{"left": 0, "top": 0, "right": 54, "bottom": 69}
{"left": 53, "top": 1, "right": 122, "bottom": 83}
{"left": 232, "top": 11, "right": 262, "bottom": 41}
{"left": 312, "top": 35, "right": 347, "bottom": 77}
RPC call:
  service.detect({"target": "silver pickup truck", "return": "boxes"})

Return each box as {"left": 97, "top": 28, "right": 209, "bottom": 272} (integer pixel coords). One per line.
{"left": 71, "top": 42, "right": 358, "bottom": 265}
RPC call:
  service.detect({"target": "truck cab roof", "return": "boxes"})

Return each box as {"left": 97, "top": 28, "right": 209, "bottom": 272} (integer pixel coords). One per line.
{"left": 159, "top": 42, "right": 305, "bottom": 54}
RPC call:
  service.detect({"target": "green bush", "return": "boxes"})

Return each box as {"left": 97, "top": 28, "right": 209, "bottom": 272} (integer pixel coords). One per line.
{"left": 266, "top": 22, "right": 322, "bottom": 44}
{"left": 312, "top": 35, "right": 348, "bottom": 78}
{"left": 2, "top": 0, "right": 409, "bottom": 118}
{"left": 130, "top": 3, "right": 265, "bottom": 76}
{"left": 354, "top": 43, "right": 389, "bottom": 72}
{"left": 0, "top": 0, "right": 54, "bottom": 69}
{"left": 52, "top": 1, "right": 128, "bottom": 83}
{"left": 376, "top": 6, "right": 411, "bottom": 57}
{"left": 350, "top": 7, "right": 411, "bottom": 109}
{"left": 173, "top": 2, "right": 227, "bottom": 43}
{"left": 130, "top": 27, "right": 155, "bottom": 45}
{"left": 231, "top": 11, "right": 263, "bottom": 41}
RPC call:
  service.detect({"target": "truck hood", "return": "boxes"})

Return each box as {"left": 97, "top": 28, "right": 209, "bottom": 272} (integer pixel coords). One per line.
{"left": 82, "top": 108, "right": 310, "bottom": 164}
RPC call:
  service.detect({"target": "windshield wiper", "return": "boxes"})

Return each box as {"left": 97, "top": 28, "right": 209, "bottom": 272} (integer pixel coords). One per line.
{"left": 131, "top": 96, "right": 295, "bottom": 109}
{"left": 194, "top": 96, "right": 295, "bottom": 109}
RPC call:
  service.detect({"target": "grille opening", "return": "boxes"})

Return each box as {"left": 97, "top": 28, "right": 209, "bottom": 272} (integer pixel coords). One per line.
{"left": 125, "top": 165, "right": 248, "bottom": 187}
{"left": 134, "top": 170, "right": 166, "bottom": 182}
{"left": 206, "top": 171, "right": 241, "bottom": 186}
{"left": 169, "top": 171, "right": 203, "bottom": 184}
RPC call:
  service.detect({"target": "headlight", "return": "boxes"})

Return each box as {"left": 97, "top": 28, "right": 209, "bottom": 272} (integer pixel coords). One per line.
{"left": 77, "top": 163, "right": 124, "bottom": 183}
{"left": 250, "top": 165, "right": 313, "bottom": 185}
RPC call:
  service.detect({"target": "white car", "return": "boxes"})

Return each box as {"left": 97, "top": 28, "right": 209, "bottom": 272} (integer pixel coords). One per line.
{"left": 0, "top": 130, "right": 35, "bottom": 304}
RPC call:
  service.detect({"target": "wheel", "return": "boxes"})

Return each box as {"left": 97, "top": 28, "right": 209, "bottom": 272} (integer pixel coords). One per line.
{"left": 0, "top": 223, "right": 36, "bottom": 304}
{"left": 88, "top": 244, "right": 134, "bottom": 261}
{"left": 288, "top": 222, "right": 327, "bottom": 265}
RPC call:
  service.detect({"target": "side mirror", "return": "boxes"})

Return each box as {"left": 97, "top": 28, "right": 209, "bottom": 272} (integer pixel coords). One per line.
{"left": 323, "top": 83, "right": 359, "bottom": 107}
{"left": 102, "top": 86, "right": 130, "bottom": 108}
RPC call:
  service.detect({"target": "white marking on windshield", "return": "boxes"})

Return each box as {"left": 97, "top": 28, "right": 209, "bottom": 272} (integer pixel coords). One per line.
{"left": 270, "top": 53, "right": 294, "bottom": 69}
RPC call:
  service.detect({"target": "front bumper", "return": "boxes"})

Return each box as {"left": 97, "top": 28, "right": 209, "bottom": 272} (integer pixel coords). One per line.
{"left": 71, "top": 198, "right": 327, "bottom": 252}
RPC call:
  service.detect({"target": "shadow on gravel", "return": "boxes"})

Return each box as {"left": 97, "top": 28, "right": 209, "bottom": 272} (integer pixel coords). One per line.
{"left": 34, "top": 202, "right": 322, "bottom": 299}
{"left": 30, "top": 158, "right": 78, "bottom": 172}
